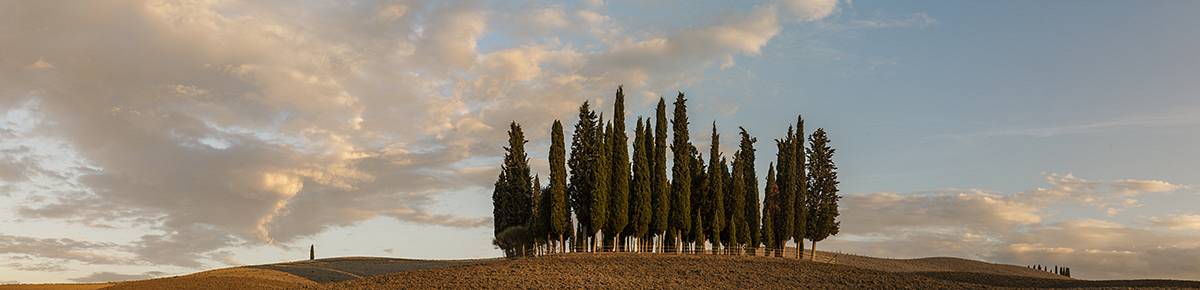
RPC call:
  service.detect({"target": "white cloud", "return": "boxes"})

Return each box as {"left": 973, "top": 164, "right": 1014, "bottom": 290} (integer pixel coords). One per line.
{"left": 826, "top": 173, "right": 1197, "bottom": 279}
{"left": 780, "top": 0, "right": 838, "bottom": 22}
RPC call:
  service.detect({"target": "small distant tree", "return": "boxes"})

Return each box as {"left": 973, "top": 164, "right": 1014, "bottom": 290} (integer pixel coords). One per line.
{"left": 805, "top": 128, "right": 840, "bottom": 259}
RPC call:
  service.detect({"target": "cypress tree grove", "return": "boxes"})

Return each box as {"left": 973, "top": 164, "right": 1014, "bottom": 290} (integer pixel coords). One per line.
{"left": 738, "top": 128, "right": 760, "bottom": 254}
{"left": 652, "top": 97, "right": 670, "bottom": 253}
{"left": 492, "top": 122, "right": 533, "bottom": 257}
{"left": 592, "top": 118, "right": 611, "bottom": 251}
{"left": 549, "top": 120, "right": 570, "bottom": 253}
{"left": 793, "top": 116, "right": 808, "bottom": 259}
{"left": 761, "top": 164, "right": 778, "bottom": 257}
{"left": 706, "top": 123, "right": 725, "bottom": 254}
{"left": 669, "top": 92, "right": 692, "bottom": 254}
{"left": 806, "top": 128, "right": 841, "bottom": 260}
{"left": 609, "top": 87, "right": 630, "bottom": 252}
{"left": 630, "top": 118, "right": 653, "bottom": 253}
{"left": 568, "top": 103, "right": 598, "bottom": 252}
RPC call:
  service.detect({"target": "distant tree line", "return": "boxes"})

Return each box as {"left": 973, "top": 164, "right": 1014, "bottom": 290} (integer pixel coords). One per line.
{"left": 492, "top": 86, "right": 841, "bottom": 259}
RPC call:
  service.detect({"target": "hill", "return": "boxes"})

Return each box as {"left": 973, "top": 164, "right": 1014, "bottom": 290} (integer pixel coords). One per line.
{"left": 7, "top": 251, "right": 1199, "bottom": 289}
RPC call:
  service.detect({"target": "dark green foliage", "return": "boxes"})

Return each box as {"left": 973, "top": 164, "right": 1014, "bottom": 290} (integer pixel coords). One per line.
{"left": 609, "top": 87, "right": 631, "bottom": 249}
{"left": 761, "top": 164, "right": 778, "bottom": 255}
{"left": 737, "top": 128, "right": 760, "bottom": 250}
{"left": 720, "top": 157, "right": 736, "bottom": 253}
{"left": 593, "top": 118, "right": 611, "bottom": 248}
{"left": 689, "top": 145, "right": 706, "bottom": 250}
{"left": 651, "top": 98, "right": 670, "bottom": 247}
{"left": 493, "top": 225, "right": 532, "bottom": 256}
{"left": 793, "top": 116, "right": 808, "bottom": 256}
{"left": 805, "top": 128, "right": 840, "bottom": 255}
{"left": 706, "top": 124, "right": 725, "bottom": 252}
{"left": 569, "top": 103, "right": 599, "bottom": 243}
{"left": 729, "top": 156, "right": 747, "bottom": 253}
{"left": 492, "top": 122, "right": 533, "bottom": 257}
{"left": 531, "top": 175, "right": 549, "bottom": 246}
{"left": 774, "top": 131, "right": 795, "bottom": 254}
{"left": 669, "top": 92, "right": 692, "bottom": 252}
{"left": 549, "top": 121, "right": 570, "bottom": 245}
{"left": 630, "top": 118, "right": 653, "bottom": 247}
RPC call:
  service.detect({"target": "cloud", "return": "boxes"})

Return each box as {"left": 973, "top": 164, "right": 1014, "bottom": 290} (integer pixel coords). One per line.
{"left": 0, "top": 0, "right": 819, "bottom": 273}
{"left": 1151, "top": 214, "right": 1200, "bottom": 231}
{"left": 824, "top": 173, "right": 1198, "bottom": 280}
{"left": 779, "top": 0, "right": 838, "bottom": 22}
{"left": 850, "top": 12, "right": 936, "bottom": 29}
{"left": 70, "top": 271, "right": 168, "bottom": 283}
{"left": 0, "top": 234, "right": 134, "bottom": 265}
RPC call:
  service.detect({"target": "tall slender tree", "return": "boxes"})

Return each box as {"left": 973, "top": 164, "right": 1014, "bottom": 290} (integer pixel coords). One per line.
{"left": 630, "top": 118, "right": 653, "bottom": 253}
{"left": 609, "top": 87, "right": 630, "bottom": 252}
{"left": 720, "top": 157, "right": 736, "bottom": 254}
{"left": 774, "top": 130, "right": 795, "bottom": 257}
{"left": 651, "top": 97, "right": 669, "bottom": 252}
{"left": 706, "top": 123, "right": 725, "bottom": 254}
{"left": 793, "top": 116, "right": 808, "bottom": 259}
{"left": 549, "top": 120, "right": 569, "bottom": 252}
{"left": 729, "top": 155, "right": 747, "bottom": 255}
{"left": 689, "top": 146, "right": 706, "bottom": 253}
{"left": 761, "top": 164, "right": 778, "bottom": 257}
{"left": 806, "top": 128, "right": 841, "bottom": 260}
{"left": 738, "top": 128, "right": 760, "bottom": 254}
{"left": 530, "top": 175, "right": 545, "bottom": 254}
{"left": 592, "top": 118, "right": 611, "bottom": 251}
{"left": 492, "top": 122, "right": 533, "bottom": 257}
{"left": 669, "top": 92, "right": 692, "bottom": 253}
{"left": 568, "top": 103, "right": 599, "bottom": 251}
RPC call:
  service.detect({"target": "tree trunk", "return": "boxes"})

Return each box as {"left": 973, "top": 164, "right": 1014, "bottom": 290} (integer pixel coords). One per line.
{"left": 811, "top": 240, "right": 817, "bottom": 261}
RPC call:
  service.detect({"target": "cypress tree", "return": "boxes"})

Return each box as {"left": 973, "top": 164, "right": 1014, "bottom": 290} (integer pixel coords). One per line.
{"left": 738, "top": 128, "right": 760, "bottom": 253}
{"left": 806, "top": 128, "right": 840, "bottom": 259}
{"left": 689, "top": 146, "right": 706, "bottom": 253}
{"left": 531, "top": 175, "right": 548, "bottom": 254}
{"left": 774, "top": 132, "right": 793, "bottom": 257}
{"left": 669, "top": 92, "right": 692, "bottom": 254}
{"left": 609, "top": 87, "right": 630, "bottom": 251}
{"left": 794, "top": 116, "right": 809, "bottom": 259}
{"left": 493, "top": 122, "right": 533, "bottom": 257}
{"left": 630, "top": 118, "right": 653, "bottom": 252}
{"left": 592, "top": 118, "right": 611, "bottom": 251}
{"left": 652, "top": 97, "right": 669, "bottom": 252}
{"left": 729, "top": 155, "right": 747, "bottom": 255}
{"left": 761, "top": 164, "right": 778, "bottom": 257}
{"left": 706, "top": 123, "right": 725, "bottom": 254}
{"left": 568, "top": 103, "right": 598, "bottom": 251}
{"left": 720, "top": 157, "right": 736, "bottom": 254}
{"left": 549, "top": 120, "right": 569, "bottom": 252}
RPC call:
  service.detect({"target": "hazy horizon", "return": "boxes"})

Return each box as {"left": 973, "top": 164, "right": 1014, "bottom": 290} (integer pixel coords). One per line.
{"left": 2, "top": 0, "right": 1199, "bottom": 283}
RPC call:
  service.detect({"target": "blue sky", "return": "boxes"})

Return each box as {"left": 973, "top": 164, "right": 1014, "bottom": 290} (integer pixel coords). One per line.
{"left": 1, "top": 0, "right": 1198, "bottom": 283}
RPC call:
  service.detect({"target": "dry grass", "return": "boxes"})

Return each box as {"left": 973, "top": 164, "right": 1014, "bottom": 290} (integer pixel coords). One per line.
{"left": 0, "top": 284, "right": 113, "bottom": 290}
{"left": 11, "top": 251, "right": 1199, "bottom": 289}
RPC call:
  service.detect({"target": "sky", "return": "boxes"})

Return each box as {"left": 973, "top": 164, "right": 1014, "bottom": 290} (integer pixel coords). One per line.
{"left": 1, "top": 0, "right": 1199, "bottom": 283}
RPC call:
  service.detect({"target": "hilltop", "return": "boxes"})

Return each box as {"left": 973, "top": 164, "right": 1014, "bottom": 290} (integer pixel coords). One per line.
{"left": 4, "top": 251, "right": 1198, "bottom": 289}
